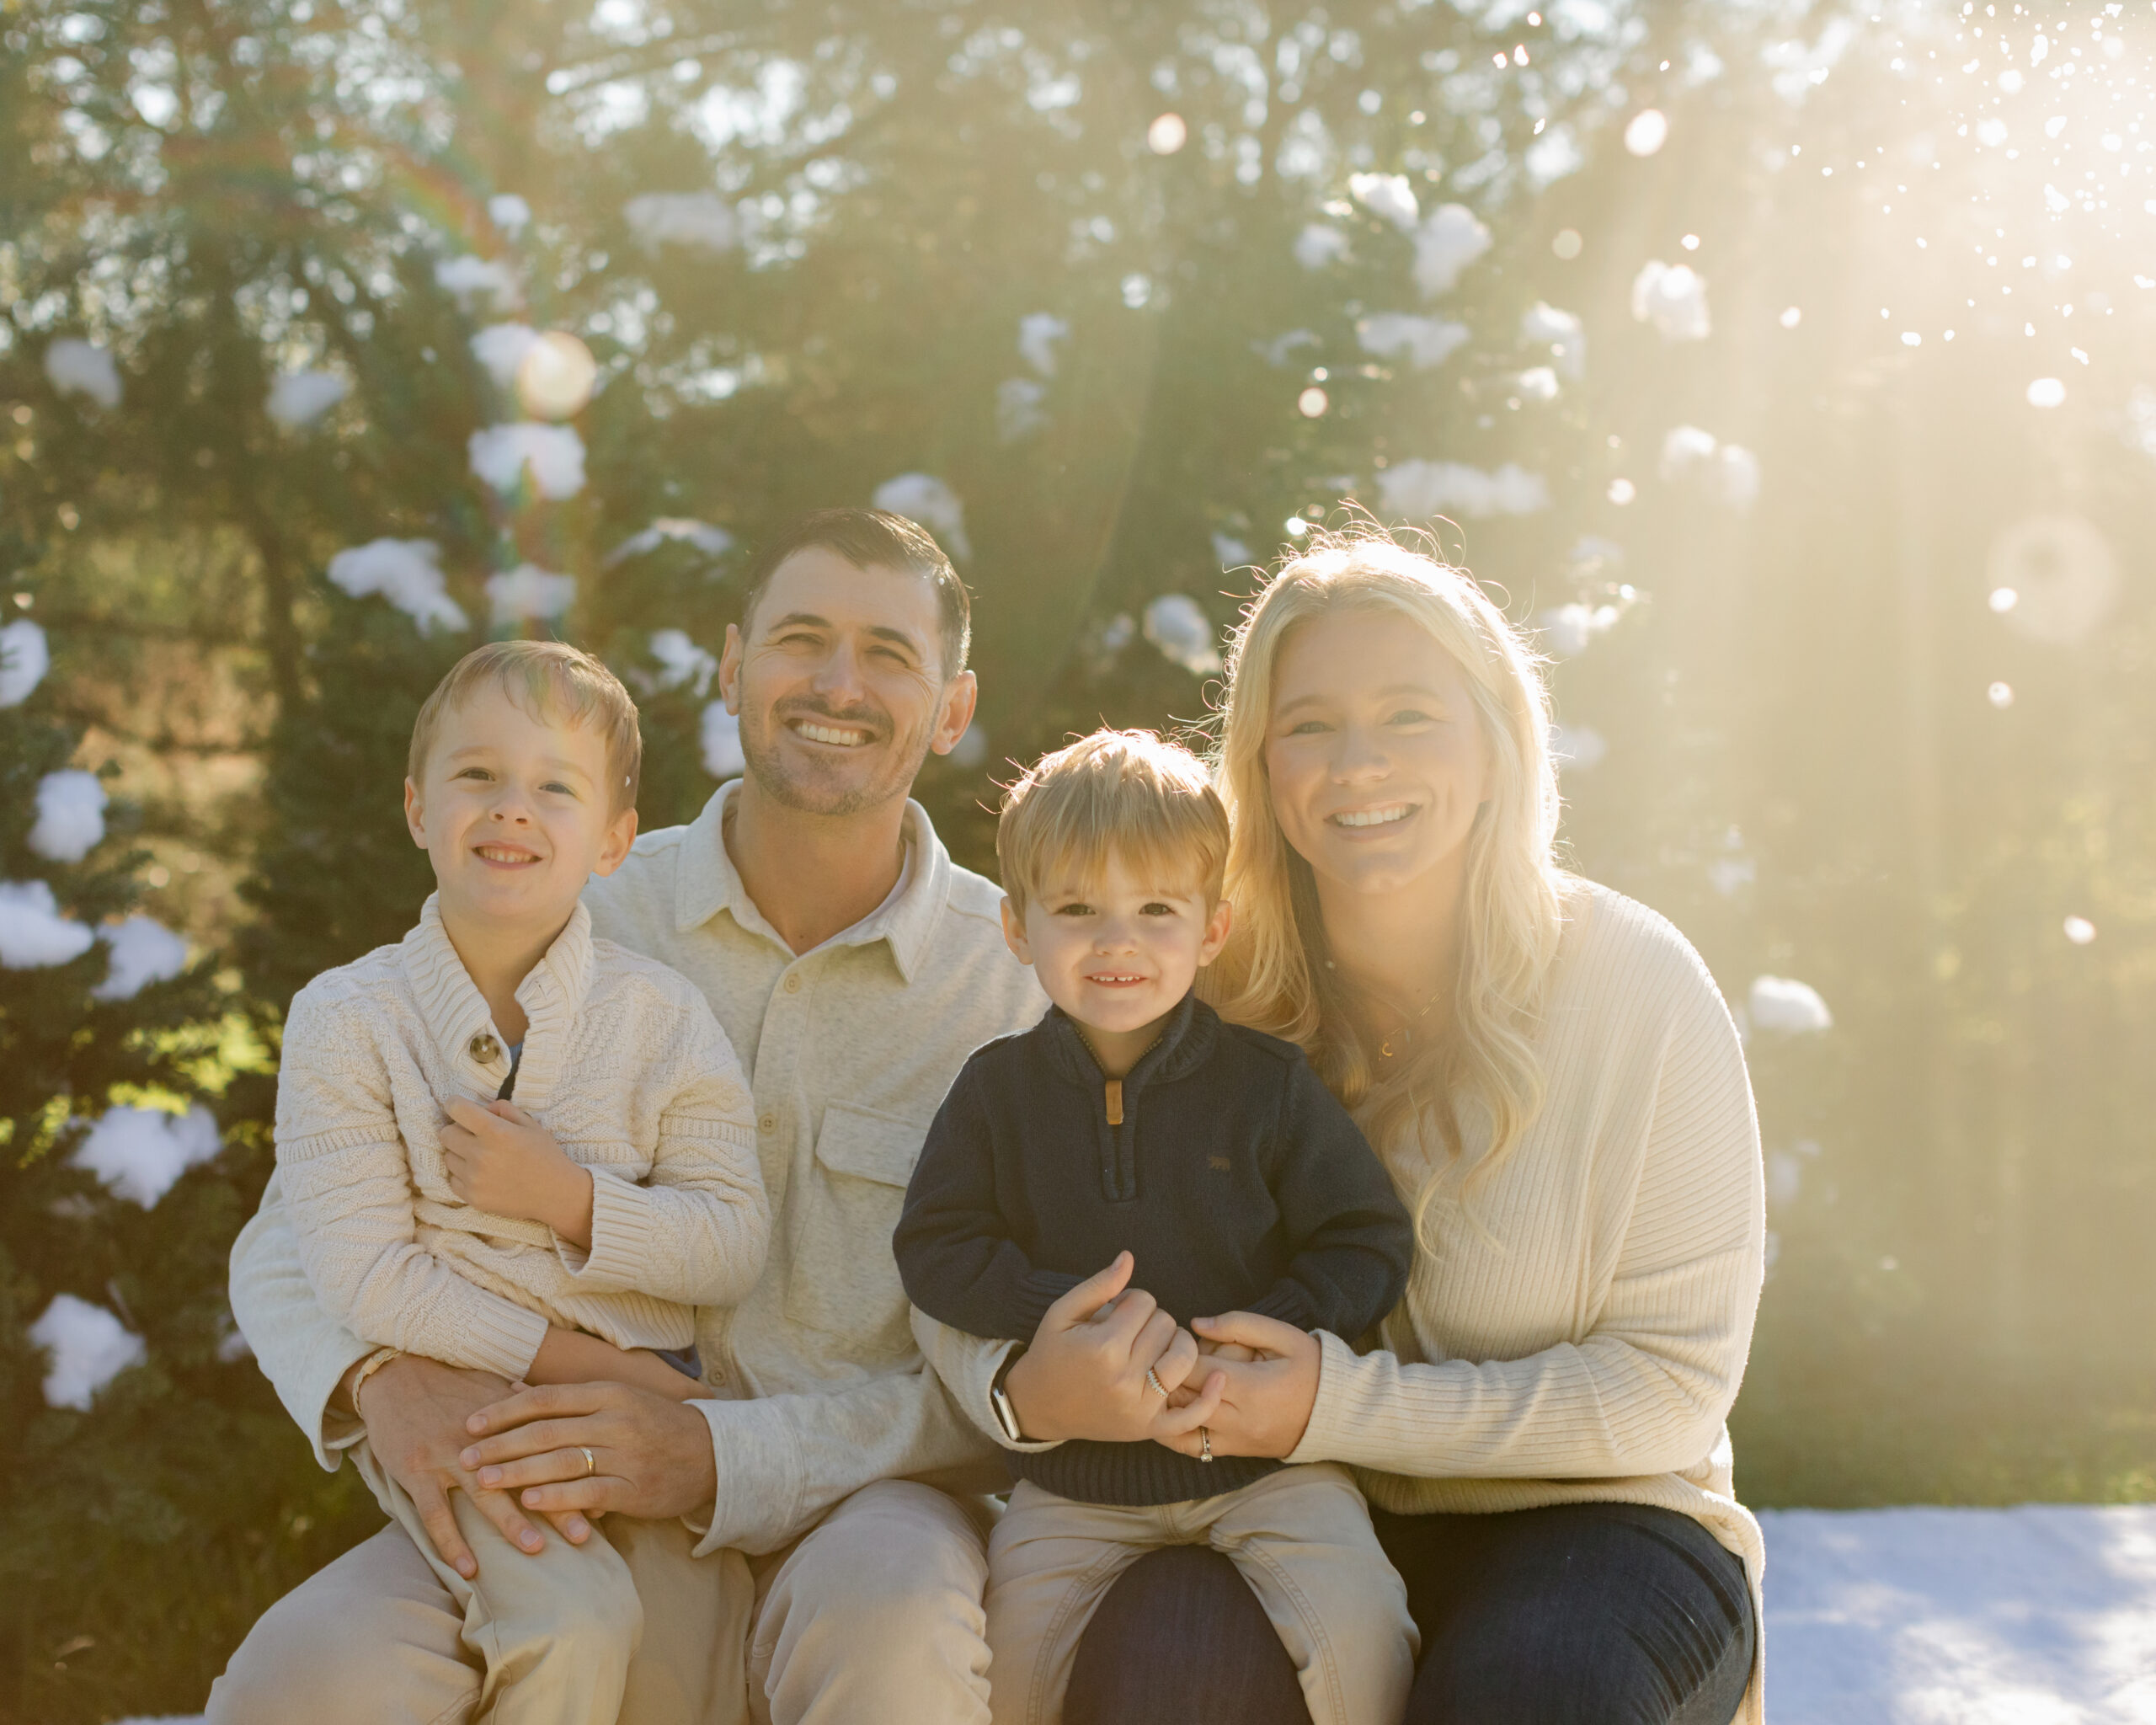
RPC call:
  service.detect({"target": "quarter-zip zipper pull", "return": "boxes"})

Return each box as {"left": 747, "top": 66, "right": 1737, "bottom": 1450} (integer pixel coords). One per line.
{"left": 1105, "top": 1079, "right": 1123, "bottom": 1126}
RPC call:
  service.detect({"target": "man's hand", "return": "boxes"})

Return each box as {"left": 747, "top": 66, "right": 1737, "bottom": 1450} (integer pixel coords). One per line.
{"left": 441, "top": 1098, "right": 595, "bottom": 1247}
{"left": 459, "top": 1381, "right": 719, "bottom": 1525}
{"left": 1000, "top": 1252, "right": 1224, "bottom": 1445}
{"left": 357, "top": 1354, "right": 597, "bottom": 1578}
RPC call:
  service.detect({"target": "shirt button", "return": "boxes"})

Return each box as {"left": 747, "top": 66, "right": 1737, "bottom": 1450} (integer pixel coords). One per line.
{"left": 468, "top": 1033, "right": 502, "bottom": 1063}
{"left": 783, "top": 974, "right": 802, "bottom": 994}
{"left": 759, "top": 1114, "right": 777, "bottom": 1135}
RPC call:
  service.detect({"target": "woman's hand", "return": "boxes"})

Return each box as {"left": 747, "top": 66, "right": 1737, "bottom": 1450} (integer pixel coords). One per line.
{"left": 1001, "top": 1252, "right": 1225, "bottom": 1445}
{"left": 458, "top": 1381, "right": 719, "bottom": 1524}
{"left": 1155, "top": 1311, "right": 1323, "bottom": 1461}
{"left": 355, "top": 1354, "right": 597, "bottom": 1578}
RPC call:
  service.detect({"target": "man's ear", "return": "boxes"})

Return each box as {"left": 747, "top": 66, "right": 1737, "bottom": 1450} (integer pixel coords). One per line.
{"left": 929, "top": 669, "right": 979, "bottom": 756}
{"left": 717, "top": 622, "right": 744, "bottom": 713}
{"left": 403, "top": 777, "right": 428, "bottom": 849}
{"left": 999, "top": 895, "right": 1034, "bottom": 966}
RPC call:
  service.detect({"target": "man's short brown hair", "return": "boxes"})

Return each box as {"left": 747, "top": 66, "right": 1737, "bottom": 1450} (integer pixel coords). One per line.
{"left": 997, "top": 729, "right": 1230, "bottom": 916}
{"left": 739, "top": 508, "right": 971, "bottom": 679}
{"left": 408, "top": 640, "right": 643, "bottom": 816}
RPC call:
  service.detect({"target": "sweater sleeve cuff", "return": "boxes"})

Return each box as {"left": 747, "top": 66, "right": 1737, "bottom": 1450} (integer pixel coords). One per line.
{"left": 1005, "top": 1270, "right": 1084, "bottom": 1341}
{"left": 1283, "top": 1329, "right": 1364, "bottom": 1466}
{"left": 1245, "top": 1281, "right": 1321, "bottom": 1330}
{"left": 558, "top": 1172, "right": 654, "bottom": 1292}
{"left": 686, "top": 1394, "right": 802, "bottom": 1558}
{"left": 454, "top": 1294, "right": 552, "bottom": 1381}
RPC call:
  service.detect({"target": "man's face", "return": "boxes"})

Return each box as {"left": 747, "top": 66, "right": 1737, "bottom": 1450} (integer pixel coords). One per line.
{"left": 719, "top": 546, "right": 977, "bottom": 818}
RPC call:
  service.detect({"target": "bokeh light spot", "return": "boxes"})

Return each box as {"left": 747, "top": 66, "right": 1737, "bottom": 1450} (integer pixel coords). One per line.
{"left": 1297, "top": 386, "right": 1328, "bottom": 418}
{"left": 1147, "top": 113, "right": 1187, "bottom": 155}
{"left": 1551, "top": 228, "right": 1582, "bottom": 259}
{"left": 2026, "top": 377, "right": 2066, "bottom": 408}
{"left": 2063, "top": 916, "right": 2096, "bottom": 946}
{"left": 515, "top": 331, "right": 598, "bottom": 419}
{"left": 1624, "top": 109, "right": 1669, "bottom": 157}
{"left": 1988, "top": 681, "right": 2015, "bottom": 708}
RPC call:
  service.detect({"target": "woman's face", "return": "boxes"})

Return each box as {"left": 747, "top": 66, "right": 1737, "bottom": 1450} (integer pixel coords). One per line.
{"left": 1262, "top": 606, "right": 1493, "bottom": 900}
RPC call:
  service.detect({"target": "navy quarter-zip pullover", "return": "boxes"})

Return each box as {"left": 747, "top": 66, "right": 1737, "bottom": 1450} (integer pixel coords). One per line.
{"left": 894, "top": 992, "right": 1413, "bottom": 1506}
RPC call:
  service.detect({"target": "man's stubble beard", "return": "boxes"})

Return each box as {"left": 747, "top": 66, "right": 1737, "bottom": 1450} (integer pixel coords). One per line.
{"left": 737, "top": 700, "right": 936, "bottom": 819}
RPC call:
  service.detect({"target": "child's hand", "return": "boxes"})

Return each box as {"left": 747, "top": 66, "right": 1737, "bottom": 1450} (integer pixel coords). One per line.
{"left": 442, "top": 1098, "right": 595, "bottom": 1247}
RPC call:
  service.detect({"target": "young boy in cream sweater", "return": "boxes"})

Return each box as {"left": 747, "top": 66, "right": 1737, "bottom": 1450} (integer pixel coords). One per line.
{"left": 274, "top": 640, "right": 769, "bottom": 1725}
{"left": 894, "top": 729, "right": 1418, "bottom": 1725}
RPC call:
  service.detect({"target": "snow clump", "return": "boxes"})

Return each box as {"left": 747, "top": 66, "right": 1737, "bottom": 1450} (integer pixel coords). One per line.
{"left": 29, "top": 771, "right": 107, "bottom": 862}
{"left": 327, "top": 539, "right": 469, "bottom": 633}
{"left": 1349, "top": 173, "right": 1420, "bottom": 231}
{"left": 484, "top": 565, "right": 577, "bottom": 625}
{"left": 1356, "top": 313, "right": 1471, "bottom": 371}
{"left": 468, "top": 423, "right": 586, "bottom": 499}
{"left": 647, "top": 629, "right": 718, "bottom": 697}
{"left": 471, "top": 323, "right": 541, "bottom": 390}
{"left": 1521, "top": 302, "right": 1586, "bottom": 378}
{"left": 1294, "top": 224, "right": 1350, "bottom": 270}
{"left": 1414, "top": 206, "right": 1493, "bottom": 297}
{"left": 1659, "top": 425, "right": 1760, "bottom": 510}
{"left": 488, "top": 193, "right": 531, "bottom": 235}
{"left": 29, "top": 1294, "right": 146, "bottom": 1411}
{"left": 700, "top": 702, "right": 745, "bottom": 779}
{"left": 1525, "top": 124, "right": 1584, "bottom": 187}
{"left": 72, "top": 1104, "right": 220, "bottom": 1206}
{"left": 1018, "top": 313, "right": 1070, "bottom": 377}
{"left": 0, "top": 879, "right": 96, "bottom": 968}
{"left": 625, "top": 192, "right": 743, "bottom": 252}
{"left": 1631, "top": 261, "right": 1711, "bottom": 341}
{"left": 264, "top": 370, "right": 348, "bottom": 428}
{"left": 873, "top": 474, "right": 971, "bottom": 561}
{"left": 435, "top": 255, "right": 520, "bottom": 311}
{"left": 608, "top": 518, "right": 734, "bottom": 565}
{"left": 1539, "top": 604, "right": 1622, "bottom": 660}
{"left": 997, "top": 378, "right": 1048, "bottom": 442}
{"left": 1143, "top": 595, "right": 1223, "bottom": 676}
{"left": 1749, "top": 975, "right": 1833, "bottom": 1034}
{"left": 45, "top": 339, "right": 121, "bottom": 408}
{"left": 94, "top": 916, "right": 189, "bottom": 1001}
{"left": 1, "top": 619, "right": 50, "bottom": 706}
{"left": 1378, "top": 459, "right": 1550, "bottom": 521}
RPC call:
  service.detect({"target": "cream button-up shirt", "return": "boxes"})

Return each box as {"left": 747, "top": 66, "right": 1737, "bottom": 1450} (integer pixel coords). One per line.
{"left": 229, "top": 783, "right": 1046, "bottom": 1557}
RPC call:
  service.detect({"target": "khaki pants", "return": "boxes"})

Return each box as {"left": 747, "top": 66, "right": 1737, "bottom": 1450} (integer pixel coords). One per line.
{"left": 986, "top": 1463, "right": 1417, "bottom": 1725}
{"left": 206, "top": 1477, "right": 994, "bottom": 1725}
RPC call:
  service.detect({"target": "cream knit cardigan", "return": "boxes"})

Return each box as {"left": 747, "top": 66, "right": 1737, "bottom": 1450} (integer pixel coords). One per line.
{"left": 919, "top": 881, "right": 1768, "bottom": 1721}
{"left": 274, "top": 895, "right": 770, "bottom": 1381}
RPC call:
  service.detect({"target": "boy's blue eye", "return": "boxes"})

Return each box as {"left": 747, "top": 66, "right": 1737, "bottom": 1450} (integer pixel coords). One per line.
{"left": 1054, "top": 902, "right": 1092, "bottom": 916}
{"left": 1139, "top": 902, "right": 1177, "bottom": 916}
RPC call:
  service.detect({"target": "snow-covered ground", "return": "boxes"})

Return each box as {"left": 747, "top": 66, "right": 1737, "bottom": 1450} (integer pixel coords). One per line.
{"left": 1764, "top": 1505, "right": 2156, "bottom": 1723}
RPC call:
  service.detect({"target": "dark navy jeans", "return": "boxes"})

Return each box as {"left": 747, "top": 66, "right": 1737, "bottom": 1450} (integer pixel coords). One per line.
{"left": 1065, "top": 1500, "right": 1753, "bottom": 1725}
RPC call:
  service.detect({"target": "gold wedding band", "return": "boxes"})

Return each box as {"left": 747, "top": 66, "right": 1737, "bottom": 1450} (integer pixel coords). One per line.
{"left": 579, "top": 1445, "right": 595, "bottom": 1477}
{"left": 1198, "top": 1427, "right": 1213, "bottom": 1463}
{"left": 1145, "top": 1368, "right": 1168, "bottom": 1398}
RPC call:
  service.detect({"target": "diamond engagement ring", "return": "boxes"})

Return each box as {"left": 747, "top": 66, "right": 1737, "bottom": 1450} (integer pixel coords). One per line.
{"left": 1198, "top": 1427, "right": 1213, "bottom": 1463}
{"left": 1145, "top": 1368, "right": 1168, "bottom": 1398}
{"left": 579, "top": 1446, "right": 595, "bottom": 1477}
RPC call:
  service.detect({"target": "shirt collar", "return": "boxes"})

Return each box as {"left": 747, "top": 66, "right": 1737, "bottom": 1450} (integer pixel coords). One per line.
{"left": 672, "top": 778, "right": 953, "bottom": 984}
{"left": 399, "top": 894, "right": 595, "bottom": 1103}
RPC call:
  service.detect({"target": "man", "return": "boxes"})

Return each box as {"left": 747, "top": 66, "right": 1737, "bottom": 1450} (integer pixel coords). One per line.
{"left": 209, "top": 510, "right": 1048, "bottom": 1724}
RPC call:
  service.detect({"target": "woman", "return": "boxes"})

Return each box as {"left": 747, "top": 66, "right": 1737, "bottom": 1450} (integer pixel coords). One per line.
{"left": 920, "top": 526, "right": 1764, "bottom": 1724}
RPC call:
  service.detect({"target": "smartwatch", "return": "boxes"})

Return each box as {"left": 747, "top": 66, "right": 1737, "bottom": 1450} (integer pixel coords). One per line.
{"left": 989, "top": 1346, "right": 1027, "bottom": 1444}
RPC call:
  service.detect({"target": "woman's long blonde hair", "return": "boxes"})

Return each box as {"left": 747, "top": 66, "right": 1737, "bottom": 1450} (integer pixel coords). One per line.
{"left": 1203, "top": 527, "right": 1572, "bottom": 1223}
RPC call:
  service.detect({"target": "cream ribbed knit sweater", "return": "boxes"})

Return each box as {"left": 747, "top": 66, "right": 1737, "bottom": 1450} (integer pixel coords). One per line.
{"left": 919, "top": 881, "right": 1768, "bottom": 1721}
{"left": 274, "top": 895, "right": 770, "bottom": 1381}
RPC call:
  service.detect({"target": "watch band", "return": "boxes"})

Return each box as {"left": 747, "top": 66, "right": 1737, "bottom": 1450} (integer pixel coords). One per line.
{"left": 989, "top": 1346, "right": 1027, "bottom": 1445}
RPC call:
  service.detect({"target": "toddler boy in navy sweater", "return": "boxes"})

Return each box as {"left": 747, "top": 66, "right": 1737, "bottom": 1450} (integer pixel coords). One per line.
{"left": 894, "top": 729, "right": 1417, "bottom": 1725}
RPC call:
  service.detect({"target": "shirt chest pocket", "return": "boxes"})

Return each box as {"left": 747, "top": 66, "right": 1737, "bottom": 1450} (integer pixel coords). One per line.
{"left": 782, "top": 1102, "right": 925, "bottom": 1357}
